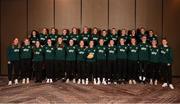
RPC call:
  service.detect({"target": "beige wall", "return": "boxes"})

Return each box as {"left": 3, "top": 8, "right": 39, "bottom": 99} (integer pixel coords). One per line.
{"left": 1, "top": 0, "right": 180, "bottom": 76}
{"left": 163, "top": 0, "right": 180, "bottom": 76}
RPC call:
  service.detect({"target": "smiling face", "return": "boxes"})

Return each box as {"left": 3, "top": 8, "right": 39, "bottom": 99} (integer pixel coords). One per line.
{"left": 62, "top": 29, "right": 67, "bottom": 35}
{"left": 141, "top": 36, "right": 147, "bottom": 43}
{"left": 42, "top": 28, "right": 48, "bottom": 34}
{"left": 47, "top": 39, "right": 52, "bottom": 46}
{"left": 57, "top": 37, "right": 63, "bottom": 44}
{"left": 152, "top": 40, "right": 157, "bottom": 46}
{"left": 131, "top": 38, "right": 136, "bottom": 45}
{"left": 13, "top": 38, "right": 19, "bottom": 45}
{"left": 162, "top": 39, "right": 168, "bottom": 46}
{"left": 35, "top": 41, "right": 40, "bottom": 47}
{"left": 109, "top": 40, "right": 114, "bottom": 46}
{"left": 93, "top": 28, "right": 98, "bottom": 34}
{"left": 79, "top": 40, "right": 84, "bottom": 47}
{"left": 51, "top": 28, "right": 56, "bottom": 34}
{"left": 69, "top": 40, "right": 74, "bottom": 46}
{"left": 120, "top": 38, "right": 125, "bottom": 45}
{"left": 72, "top": 28, "right": 77, "bottom": 34}
{"left": 24, "top": 39, "right": 30, "bottom": 45}
{"left": 89, "top": 40, "right": 94, "bottom": 47}
{"left": 99, "top": 39, "right": 104, "bottom": 45}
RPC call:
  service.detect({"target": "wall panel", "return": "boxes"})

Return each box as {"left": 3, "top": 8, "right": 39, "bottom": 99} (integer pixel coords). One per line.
{"left": 1, "top": 0, "right": 27, "bottom": 75}
{"left": 109, "top": 0, "right": 135, "bottom": 29}
{"left": 55, "top": 0, "right": 81, "bottom": 32}
{"left": 136, "top": 0, "right": 162, "bottom": 34}
{"left": 28, "top": 0, "right": 54, "bottom": 33}
{"left": 82, "top": 0, "right": 108, "bottom": 29}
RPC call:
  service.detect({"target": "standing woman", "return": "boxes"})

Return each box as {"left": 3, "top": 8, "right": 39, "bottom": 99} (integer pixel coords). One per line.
{"left": 29, "top": 30, "right": 39, "bottom": 46}
{"left": 81, "top": 26, "right": 90, "bottom": 46}
{"left": 116, "top": 38, "right": 128, "bottom": 84}
{"left": 96, "top": 39, "right": 107, "bottom": 85}
{"left": 69, "top": 27, "right": 81, "bottom": 45}
{"left": 32, "top": 41, "right": 44, "bottom": 83}
{"left": 7, "top": 38, "right": 20, "bottom": 85}
{"left": 91, "top": 27, "right": 99, "bottom": 46}
{"left": 100, "top": 30, "right": 109, "bottom": 45}
{"left": 149, "top": 40, "right": 160, "bottom": 85}
{"left": 20, "top": 38, "right": 32, "bottom": 84}
{"left": 86, "top": 40, "right": 96, "bottom": 84}
{"left": 160, "top": 38, "right": 174, "bottom": 89}
{"left": 54, "top": 37, "right": 66, "bottom": 80}
{"left": 128, "top": 38, "right": 139, "bottom": 84}
{"left": 66, "top": 39, "right": 77, "bottom": 83}
{"left": 39, "top": 28, "right": 49, "bottom": 46}
{"left": 77, "top": 40, "right": 87, "bottom": 84}
{"left": 109, "top": 28, "right": 118, "bottom": 45}
{"left": 61, "top": 29, "right": 69, "bottom": 45}
{"left": 48, "top": 28, "right": 58, "bottom": 46}
{"left": 148, "top": 30, "right": 158, "bottom": 44}
{"left": 107, "top": 40, "right": 117, "bottom": 84}
{"left": 44, "top": 39, "right": 55, "bottom": 83}
{"left": 119, "top": 29, "right": 128, "bottom": 44}
{"left": 127, "top": 29, "right": 136, "bottom": 45}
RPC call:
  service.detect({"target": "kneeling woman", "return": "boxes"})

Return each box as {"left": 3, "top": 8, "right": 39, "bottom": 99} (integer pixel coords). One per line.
{"left": 33, "top": 41, "right": 43, "bottom": 83}
{"left": 160, "top": 38, "right": 174, "bottom": 89}
{"left": 7, "top": 38, "right": 20, "bottom": 85}
{"left": 44, "top": 39, "right": 55, "bottom": 83}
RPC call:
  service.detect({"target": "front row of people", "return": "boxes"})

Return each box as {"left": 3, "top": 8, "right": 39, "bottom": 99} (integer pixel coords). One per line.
{"left": 7, "top": 36, "right": 174, "bottom": 89}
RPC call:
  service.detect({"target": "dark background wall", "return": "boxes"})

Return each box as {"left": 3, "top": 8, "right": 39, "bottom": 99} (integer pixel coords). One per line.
{"left": 0, "top": 0, "right": 180, "bottom": 76}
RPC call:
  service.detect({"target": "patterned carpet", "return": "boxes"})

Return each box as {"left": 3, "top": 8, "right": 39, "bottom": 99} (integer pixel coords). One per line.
{"left": 0, "top": 77, "right": 180, "bottom": 103}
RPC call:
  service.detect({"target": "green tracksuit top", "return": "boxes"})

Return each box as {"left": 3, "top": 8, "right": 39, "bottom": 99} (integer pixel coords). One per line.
{"left": 116, "top": 44, "right": 128, "bottom": 60}
{"left": 7, "top": 45, "right": 20, "bottom": 61}
{"left": 128, "top": 45, "right": 139, "bottom": 61}
{"left": 149, "top": 46, "right": 160, "bottom": 63}
{"left": 30, "top": 35, "right": 39, "bottom": 45}
{"left": 20, "top": 45, "right": 32, "bottom": 59}
{"left": 77, "top": 46, "right": 86, "bottom": 61}
{"left": 86, "top": 47, "right": 96, "bottom": 62}
{"left": 109, "top": 34, "right": 118, "bottom": 42}
{"left": 80, "top": 33, "right": 90, "bottom": 42}
{"left": 96, "top": 45, "right": 107, "bottom": 61}
{"left": 54, "top": 43, "right": 66, "bottom": 60}
{"left": 39, "top": 33, "right": 48, "bottom": 45}
{"left": 32, "top": 47, "right": 43, "bottom": 61}
{"left": 66, "top": 45, "right": 76, "bottom": 61}
{"left": 43, "top": 45, "right": 55, "bottom": 60}
{"left": 69, "top": 33, "right": 81, "bottom": 43}
{"left": 159, "top": 45, "right": 173, "bottom": 64}
{"left": 48, "top": 34, "right": 58, "bottom": 42}
{"left": 107, "top": 45, "right": 116, "bottom": 60}
{"left": 138, "top": 42, "right": 150, "bottom": 61}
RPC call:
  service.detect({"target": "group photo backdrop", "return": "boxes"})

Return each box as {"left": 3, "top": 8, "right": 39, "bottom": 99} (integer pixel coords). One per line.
{"left": 0, "top": 0, "right": 180, "bottom": 76}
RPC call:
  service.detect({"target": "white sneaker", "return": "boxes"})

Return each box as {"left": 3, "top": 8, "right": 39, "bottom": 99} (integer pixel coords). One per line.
{"left": 139, "top": 76, "right": 142, "bottom": 81}
{"left": 162, "top": 83, "right": 168, "bottom": 87}
{"left": 143, "top": 77, "right": 146, "bottom": 81}
{"left": 85, "top": 78, "right": 89, "bottom": 85}
{"left": 46, "top": 79, "right": 50, "bottom": 83}
{"left": 8, "top": 81, "right": 12, "bottom": 86}
{"left": 66, "top": 79, "right": 69, "bottom": 83}
{"left": 169, "top": 84, "right": 174, "bottom": 90}
{"left": 77, "top": 79, "right": 81, "bottom": 84}
{"left": 133, "top": 80, "right": 136, "bottom": 84}
{"left": 14, "top": 79, "right": 18, "bottom": 85}
{"left": 114, "top": 82, "right": 117, "bottom": 85}
{"left": 82, "top": 79, "right": 85, "bottom": 84}
{"left": 50, "top": 79, "right": 53, "bottom": 83}
{"left": 22, "top": 78, "right": 25, "bottom": 84}
{"left": 154, "top": 80, "right": 158, "bottom": 85}
{"left": 102, "top": 78, "right": 107, "bottom": 85}
{"left": 93, "top": 78, "right": 97, "bottom": 85}
{"left": 97, "top": 78, "right": 101, "bottom": 85}
{"left": 73, "top": 79, "right": 76, "bottom": 83}
{"left": 150, "top": 79, "right": 153, "bottom": 85}
{"left": 26, "top": 78, "right": 29, "bottom": 84}
{"left": 129, "top": 80, "right": 132, "bottom": 84}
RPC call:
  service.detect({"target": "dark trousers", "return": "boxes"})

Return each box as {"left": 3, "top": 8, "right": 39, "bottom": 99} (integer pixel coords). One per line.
{"left": 96, "top": 60, "right": 107, "bottom": 79}
{"left": 8, "top": 60, "right": 20, "bottom": 81}
{"left": 86, "top": 61, "right": 96, "bottom": 80}
{"left": 77, "top": 61, "right": 86, "bottom": 79}
{"left": 107, "top": 60, "right": 116, "bottom": 81}
{"left": 55, "top": 60, "right": 66, "bottom": 79}
{"left": 21, "top": 59, "right": 32, "bottom": 79}
{"left": 34, "top": 61, "right": 43, "bottom": 82}
{"left": 117, "top": 59, "right": 127, "bottom": 81}
{"left": 128, "top": 60, "right": 138, "bottom": 80}
{"left": 66, "top": 61, "right": 76, "bottom": 80}
{"left": 139, "top": 61, "right": 149, "bottom": 80}
{"left": 160, "top": 63, "right": 172, "bottom": 84}
{"left": 149, "top": 62, "right": 160, "bottom": 81}
{"left": 45, "top": 60, "right": 54, "bottom": 79}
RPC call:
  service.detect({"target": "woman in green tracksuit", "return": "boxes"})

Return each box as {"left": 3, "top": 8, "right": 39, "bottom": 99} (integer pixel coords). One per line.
{"left": 66, "top": 39, "right": 77, "bottom": 83}
{"left": 61, "top": 29, "right": 69, "bottom": 45}
{"left": 80, "top": 26, "right": 90, "bottom": 46}
{"left": 91, "top": 27, "right": 99, "bottom": 46}
{"left": 96, "top": 38, "right": 107, "bottom": 85}
{"left": 160, "top": 38, "right": 174, "bottom": 89}
{"left": 39, "top": 28, "right": 49, "bottom": 46}
{"left": 44, "top": 39, "right": 55, "bottom": 83}
{"left": 138, "top": 35, "right": 150, "bottom": 83}
{"left": 48, "top": 28, "right": 58, "bottom": 46}
{"left": 100, "top": 30, "right": 109, "bottom": 45}
{"left": 54, "top": 37, "right": 66, "bottom": 80}
{"left": 20, "top": 38, "right": 32, "bottom": 84}
{"left": 128, "top": 38, "right": 138, "bottom": 85}
{"left": 86, "top": 40, "right": 96, "bottom": 84}
{"left": 69, "top": 27, "right": 81, "bottom": 45}
{"left": 76, "top": 40, "right": 87, "bottom": 84}
{"left": 29, "top": 30, "right": 39, "bottom": 46}
{"left": 33, "top": 41, "right": 43, "bottom": 83}
{"left": 109, "top": 28, "right": 118, "bottom": 45}
{"left": 7, "top": 38, "right": 20, "bottom": 85}
{"left": 107, "top": 40, "right": 117, "bottom": 84}
{"left": 119, "top": 29, "right": 128, "bottom": 44}
{"left": 149, "top": 39, "right": 160, "bottom": 85}
{"left": 116, "top": 38, "right": 128, "bottom": 84}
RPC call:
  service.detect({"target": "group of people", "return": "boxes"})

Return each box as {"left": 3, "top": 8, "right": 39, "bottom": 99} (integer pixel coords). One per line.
{"left": 7, "top": 26, "right": 174, "bottom": 89}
